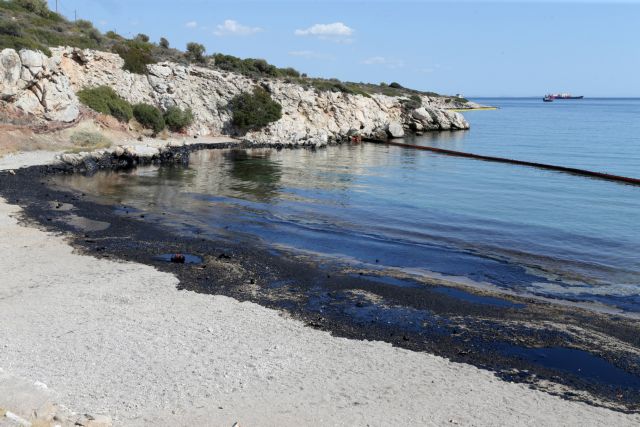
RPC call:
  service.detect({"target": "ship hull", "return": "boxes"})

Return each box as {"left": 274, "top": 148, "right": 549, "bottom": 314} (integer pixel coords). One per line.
{"left": 549, "top": 95, "right": 584, "bottom": 100}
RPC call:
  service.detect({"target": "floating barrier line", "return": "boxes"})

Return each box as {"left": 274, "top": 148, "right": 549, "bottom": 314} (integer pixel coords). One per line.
{"left": 365, "top": 139, "right": 640, "bottom": 186}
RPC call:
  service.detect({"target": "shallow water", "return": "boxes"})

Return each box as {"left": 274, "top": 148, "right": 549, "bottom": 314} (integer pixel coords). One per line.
{"left": 54, "top": 98, "right": 640, "bottom": 313}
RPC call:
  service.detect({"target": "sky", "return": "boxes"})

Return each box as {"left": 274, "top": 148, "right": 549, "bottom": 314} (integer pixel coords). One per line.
{"left": 46, "top": 1, "right": 640, "bottom": 97}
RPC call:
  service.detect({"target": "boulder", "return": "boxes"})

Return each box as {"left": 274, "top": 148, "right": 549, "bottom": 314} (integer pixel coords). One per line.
{"left": 0, "top": 49, "right": 23, "bottom": 99}
{"left": 387, "top": 121, "right": 405, "bottom": 138}
{"left": 19, "top": 49, "right": 45, "bottom": 69}
{"left": 412, "top": 107, "right": 431, "bottom": 122}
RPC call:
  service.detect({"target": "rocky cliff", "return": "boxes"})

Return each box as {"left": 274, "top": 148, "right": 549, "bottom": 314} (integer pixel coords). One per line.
{"left": 1, "top": 47, "right": 469, "bottom": 146}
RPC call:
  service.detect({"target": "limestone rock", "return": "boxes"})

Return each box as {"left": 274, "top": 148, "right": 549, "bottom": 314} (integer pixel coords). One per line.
{"left": 0, "top": 46, "right": 469, "bottom": 143}
{"left": 0, "top": 49, "right": 23, "bottom": 99}
{"left": 19, "top": 50, "right": 45, "bottom": 68}
{"left": 0, "top": 48, "right": 80, "bottom": 122}
{"left": 387, "top": 122, "right": 405, "bottom": 138}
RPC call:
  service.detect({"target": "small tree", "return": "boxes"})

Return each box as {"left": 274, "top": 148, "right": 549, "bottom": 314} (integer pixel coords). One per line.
{"left": 186, "top": 42, "right": 206, "bottom": 63}
{"left": 135, "top": 33, "right": 150, "bottom": 42}
{"left": 229, "top": 87, "right": 282, "bottom": 132}
{"left": 159, "top": 37, "right": 170, "bottom": 49}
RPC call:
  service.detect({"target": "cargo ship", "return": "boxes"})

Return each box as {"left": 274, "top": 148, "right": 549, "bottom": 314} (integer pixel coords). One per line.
{"left": 546, "top": 93, "right": 584, "bottom": 100}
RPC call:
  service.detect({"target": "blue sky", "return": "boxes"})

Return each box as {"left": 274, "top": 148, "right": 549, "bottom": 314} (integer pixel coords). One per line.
{"left": 46, "top": 1, "right": 640, "bottom": 97}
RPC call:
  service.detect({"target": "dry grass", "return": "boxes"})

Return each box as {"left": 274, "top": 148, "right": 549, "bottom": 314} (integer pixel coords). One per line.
{"left": 68, "top": 130, "right": 112, "bottom": 152}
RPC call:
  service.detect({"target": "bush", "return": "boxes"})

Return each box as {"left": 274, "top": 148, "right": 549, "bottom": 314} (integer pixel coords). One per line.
{"left": 229, "top": 87, "right": 282, "bottom": 131}
{"left": 77, "top": 86, "right": 133, "bottom": 122}
{"left": 278, "top": 67, "right": 300, "bottom": 78}
{"left": 133, "top": 103, "right": 165, "bottom": 133}
{"left": 401, "top": 94, "right": 422, "bottom": 110}
{"left": 211, "top": 54, "right": 300, "bottom": 79}
{"left": 163, "top": 106, "right": 194, "bottom": 132}
{"left": 105, "top": 31, "right": 122, "bottom": 40}
{"left": 186, "top": 42, "right": 205, "bottom": 63}
{"left": 389, "top": 82, "right": 404, "bottom": 89}
{"left": 15, "top": 0, "right": 49, "bottom": 16}
{"left": 113, "top": 39, "right": 155, "bottom": 74}
{"left": 159, "top": 37, "right": 169, "bottom": 49}
{"left": 308, "top": 79, "right": 371, "bottom": 97}
{"left": 135, "top": 33, "right": 149, "bottom": 42}
{"left": 0, "top": 20, "right": 23, "bottom": 37}
{"left": 69, "top": 130, "right": 112, "bottom": 150}
{"left": 74, "top": 19, "right": 94, "bottom": 30}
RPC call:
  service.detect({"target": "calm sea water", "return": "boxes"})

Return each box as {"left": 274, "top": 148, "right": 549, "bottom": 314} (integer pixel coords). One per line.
{"left": 55, "top": 98, "right": 640, "bottom": 313}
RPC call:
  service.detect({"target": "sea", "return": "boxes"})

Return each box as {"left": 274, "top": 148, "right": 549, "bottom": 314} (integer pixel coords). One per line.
{"left": 53, "top": 98, "right": 640, "bottom": 314}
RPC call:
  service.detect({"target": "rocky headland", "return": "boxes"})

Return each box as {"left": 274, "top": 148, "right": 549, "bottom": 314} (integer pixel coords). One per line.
{"left": 1, "top": 46, "right": 470, "bottom": 154}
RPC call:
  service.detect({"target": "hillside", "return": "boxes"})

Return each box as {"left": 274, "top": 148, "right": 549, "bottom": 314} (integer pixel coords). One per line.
{"left": 0, "top": 0, "right": 468, "bottom": 102}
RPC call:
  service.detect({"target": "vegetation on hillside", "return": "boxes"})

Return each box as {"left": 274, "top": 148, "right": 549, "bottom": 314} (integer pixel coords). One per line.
{"left": 77, "top": 86, "right": 133, "bottom": 122}
{"left": 163, "top": 106, "right": 194, "bottom": 132}
{"left": 77, "top": 85, "right": 194, "bottom": 132}
{"left": 133, "top": 103, "right": 165, "bottom": 133}
{"left": 0, "top": 0, "right": 465, "bottom": 103}
{"left": 229, "top": 88, "right": 282, "bottom": 132}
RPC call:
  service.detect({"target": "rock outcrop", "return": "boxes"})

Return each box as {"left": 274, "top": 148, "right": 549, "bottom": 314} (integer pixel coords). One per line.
{"left": 1, "top": 47, "right": 469, "bottom": 145}
{"left": 0, "top": 48, "right": 79, "bottom": 123}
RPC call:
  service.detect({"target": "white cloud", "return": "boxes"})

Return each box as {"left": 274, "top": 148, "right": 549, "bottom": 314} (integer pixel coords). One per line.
{"left": 362, "top": 56, "right": 405, "bottom": 69}
{"left": 185, "top": 21, "right": 198, "bottom": 28}
{"left": 288, "top": 50, "right": 335, "bottom": 60}
{"left": 214, "top": 20, "right": 262, "bottom": 36}
{"left": 295, "top": 22, "right": 354, "bottom": 41}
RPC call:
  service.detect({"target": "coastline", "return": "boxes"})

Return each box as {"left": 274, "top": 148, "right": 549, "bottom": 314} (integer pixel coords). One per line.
{"left": 1, "top": 176, "right": 639, "bottom": 426}
{"left": 2, "top": 147, "right": 640, "bottom": 426}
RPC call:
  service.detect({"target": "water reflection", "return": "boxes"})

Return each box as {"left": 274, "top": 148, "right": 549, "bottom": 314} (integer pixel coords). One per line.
{"left": 52, "top": 142, "right": 640, "bottom": 312}
{"left": 225, "top": 149, "right": 282, "bottom": 202}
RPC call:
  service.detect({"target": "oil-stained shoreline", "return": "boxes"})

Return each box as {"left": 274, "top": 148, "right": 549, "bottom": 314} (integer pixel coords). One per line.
{"left": 1, "top": 147, "right": 640, "bottom": 413}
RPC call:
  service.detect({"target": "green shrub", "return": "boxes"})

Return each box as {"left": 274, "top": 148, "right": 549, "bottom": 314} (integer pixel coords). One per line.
{"left": 105, "top": 31, "right": 122, "bottom": 40}
{"left": 15, "top": 0, "right": 49, "bottom": 16}
{"left": 0, "top": 21, "right": 23, "bottom": 37}
{"left": 401, "top": 94, "right": 422, "bottom": 110}
{"left": 135, "top": 33, "right": 150, "bottom": 42}
{"left": 74, "top": 19, "right": 94, "bottom": 30}
{"left": 77, "top": 86, "right": 133, "bottom": 122}
{"left": 278, "top": 67, "right": 300, "bottom": 78}
{"left": 133, "top": 103, "right": 165, "bottom": 133}
{"left": 211, "top": 54, "right": 299, "bottom": 79}
{"left": 186, "top": 42, "right": 205, "bottom": 63}
{"left": 163, "top": 106, "right": 194, "bottom": 132}
{"left": 308, "top": 79, "right": 371, "bottom": 97}
{"left": 229, "top": 87, "right": 282, "bottom": 131}
{"left": 113, "top": 39, "right": 155, "bottom": 74}
{"left": 69, "top": 130, "right": 112, "bottom": 150}
{"left": 389, "top": 82, "right": 404, "bottom": 89}
{"left": 159, "top": 37, "right": 169, "bottom": 49}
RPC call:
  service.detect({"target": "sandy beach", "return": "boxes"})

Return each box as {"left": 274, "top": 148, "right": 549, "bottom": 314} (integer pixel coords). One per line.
{"left": 1, "top": 152, "right": 639, "bottom": 426}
